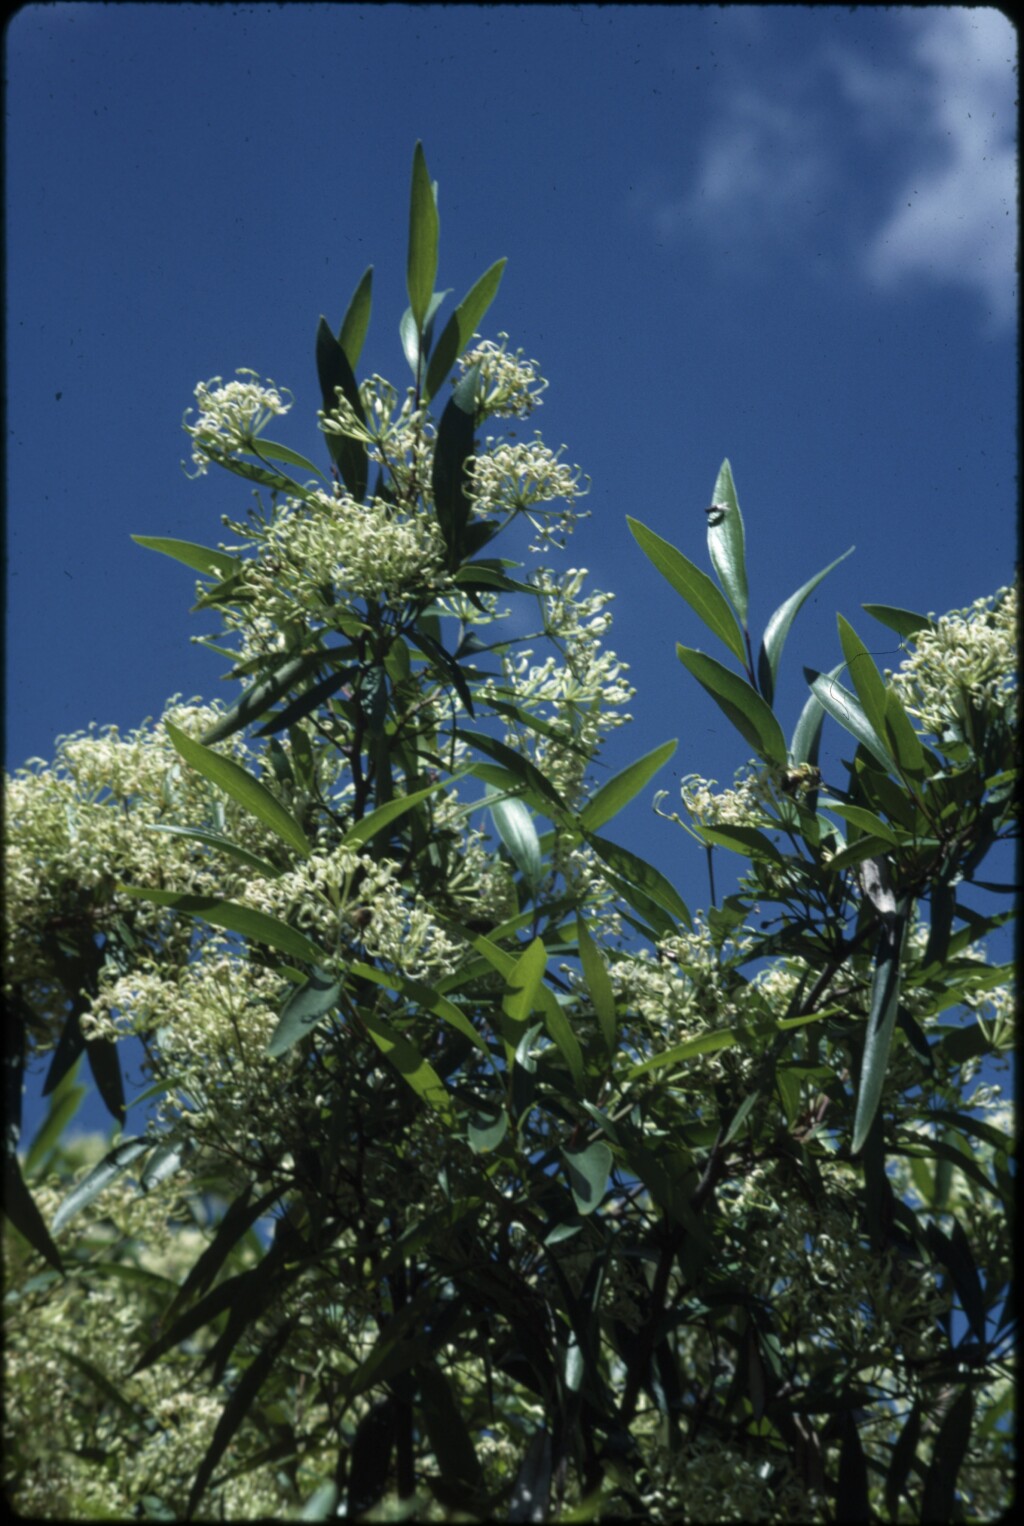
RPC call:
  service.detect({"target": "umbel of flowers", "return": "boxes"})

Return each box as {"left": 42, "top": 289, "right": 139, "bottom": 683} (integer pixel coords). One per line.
{"left": 3, "top": 145, "right": 1015, "bottom": 1522}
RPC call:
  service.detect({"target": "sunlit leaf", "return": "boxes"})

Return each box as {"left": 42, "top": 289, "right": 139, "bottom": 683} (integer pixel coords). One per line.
{"left": 490, "top": 791, "right": 543, "bottom": 888}
{"left": 165, "top": 720, "right": 311, "bottom": 858}
{"left": 805, "top": 668, "right": 895, "bottom": 773}
{"left": 579, "top": 738, "right": 677, "bottom": 833}
{"left": 131, "top": 535, "right": 243, "bottom": 580}
{"left": 758, "top": 546, "right": 854, "bottom": 706}
{"left": 852, "top": 903, "right": 909, "bottom": 1154}
{"left": 52, "top": 1137, "right": 151, "bottom": 1233}
{"left": 267, "top": 967, "right": 343, "bottom": 1058}
{"left": 577, "top": 915, "right": 617, "bottom": 1057}
{"left": 425, "top": 257, "right": 507, "bottom": 403}
{"left": 339, "top": 265, "right": 373, "bottom": 368}
{"left": 706, "top": 459, "right": 749, "bottom": 628}
{"left": 360, "top": 1012, "right": 455, "bottom": 1125}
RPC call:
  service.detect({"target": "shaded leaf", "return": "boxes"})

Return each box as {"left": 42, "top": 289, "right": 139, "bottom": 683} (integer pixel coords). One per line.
{"left": 758, "top": 546, "right": 854, "bottom": 706}
{"left": 145, "top": 824, "right": 281, "bottom": 877}
{"left": 627, "top": 516, "right": 746, "bottom": 664}
{"left": 563, "top": 1141, "right": 612, "bottom": 1215}
{"left": 118, "top": 887, "right": 325, "bottom": 965}
{"left": 862, "top": 603, "right": 933, "bottom": 641}
{"left": 267, "top": 967, "right": 343, "bottom": 1058}
{"left": 407, "top": 141, "right": 440, "bottom": 329}
{"left": 52, "top": 1137, "right": 150, "bottom": 1234}
{"left": 341, "top": 776, "right": 448, "bottom": 850}
{"left": 852, "top": 903, "right": 909, "bottom": 1154}
{"left": 425, "top": 257, "right": 507, "bottom": 403}
{"left": 626, "top": 1029, "right": 736, "bottom": 1078}
{"left": 677, "top": 646, "right": 788, "bottom": 763}
{"left": 3, "top": 1150, "right": 64, "bottom": 1271}
{"left": 432, "top": 366, "right": 478, "bottom": 565}
{"left": 577, "top": 914, "right": 617, "bottom": 1057}
{"left": 920, "top": 1389, "right": 973, "bottom": 1522}
{"left": 360, "top": 1012, "right": 455, "bottom": 1125}
{"left": 187, "top": 1323, "right": 294, "bottom": 1519}
{"left": 507, "top": 1427, "right": 552, "bottom": 1523}
{"left": 338, "top": 264, "right": 373, "bottom": 368}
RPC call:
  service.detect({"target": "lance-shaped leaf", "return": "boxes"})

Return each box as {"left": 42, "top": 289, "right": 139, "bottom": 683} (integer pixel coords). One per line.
{"left": 200, "top": 649, "right": 332, "bottom": 744}
{"left": 267, "top": 967, "right": 343, "bottom": 1058}
{"left": 249, "top": 436, "right": 324, "bottom": 477}
{"left": 407, "top": 141, "right": 439, "bottom": 329}
{"left": 3, "top": 1152, "right": 64, "bottom": 1270}
{"left": 424, "top": 256, "right": 508, "bottom": 403}
{"left": 256, "top": 664, "right": 356, "bottom": 736}
{"left": 883, "top": 686, "right": 926, "bottom": 779}
{"left": 315, "top": 315, "right": 368, "bottom": 499}
{"left": 589, "top": 834, "right": 692, "bottom": 929}
{"left": 805, "top": 668, "right": 895, "bottom": 773}
{"left": 502, "top": 937, "right": 547, "bottom": 1029}
{"left": 625, "top": 1029, "right": 736, "bottom": 1079}
{"left": 677, "top": 646, "right": 788, "bottom": 764}
{"left": 187, "top": 1322, "right": 294, "bottom": 1519}
{"left": 837, "top": 1410, "right": 870, "bottom": 1523}
{"left": 852, "top": 901, "right": 909, "bottom": 1154}
{"left": 144, "top": 824, "right": 279, "bottom": 880}
{"left": 338, "top": 264, "right": 373, "bottom": 369}
{"left": 757, "top": 546, "right": 855, "bottom": 706}
{"left": 577, "top": 914, "right": 617, "bottom": 1056}
{"left": 350, "top": 960, "right": 488, "bottom": 1055}
{"left": 862, "top": 602, "right": 933, "bottom": 641}
{"left": 508, "top": 1427, "right": 552, "bottom": 1524}
{"left": 416, "top": 1361, "right": 486, "bottom": 1500}
{"left": 52, "top": 1136, "right": 151, "bottom": 1234}
{"left": 628, "top": 516, "right": 746, "bottom": 664}
{"left": 456, "top": 727, "right": 569, "bottom": 817}
{"left": 400, "top": 289, "right": 449, "bottom": 382}
{"left": 580, "top": 737, "right": 677, "bottom": 833}
{"left": 489, "top": 792, "right": 542, "bottom": 889}
{"left": 706, "top": 459, "right": 749, "bottom": 628}
{"left": 837, "top": 614, "right": 892, "bottom": 757}
{"left": 360, "top": 1012, "right": 455, "bottom": 1125}
{"left": 132, "top": 535, "right": 244, "bottom": 581}
{"left": 920, "top": 1389, "right": 974, "bottom": 1523}
{"left": 165, "top": 719, "right": 310, "bottom": 858}
{"left": 341, "top": 776, "right": 449, "bottom": 850}
{"left": 432, "top": 365, "right": 479, "bottom": 565}
{"left": 563, "top": 1141, "right": 612, "bottom": 1216}
{"left": 789, "top": 665, "right": 842, "bottom": 765}
{"left": 118, "top": 887, "right": 325, "bottom": 965}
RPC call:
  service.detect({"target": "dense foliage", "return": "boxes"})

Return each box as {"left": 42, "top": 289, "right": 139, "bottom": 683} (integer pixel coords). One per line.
{"left": 4, "top": 146, "right": 1016, "bottom": 1522}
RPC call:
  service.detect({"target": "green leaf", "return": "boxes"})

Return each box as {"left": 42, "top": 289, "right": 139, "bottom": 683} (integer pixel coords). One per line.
{"left": 627, "top": 516, "right": 746, "bottom": 664}
{"left": 920, "top": 1389, "right": 973, "bottom": 1523}
{"left": 118, "top": 887, "right": 325, "bottom": 965}
{"left": 883, "top": 687, "right": 926, "bottom": 778}
{"left": 315, "top": 315, "right": 368, "bottom": 499}
{"left": 490, "top": 792, "right": 543, "bottom": 888}
{"left": 145, "top": 825, "right": 282, "bottom": 878}
{"left": 341, "top": 777, "right": 448, "bottom": 850}
{"left": 164, "top": 719, "right": 311, "bottom": 859}
{"left": 862, "top": 603, "right": 934, "bottom": 641}
{"left": 187, "top": 1323, "right": 293, "bottom": 1519}
{"left": 625, "top": 1029, "right": 736, "bottom": 1079}
{"left": 267, "top": 967, "right": 343, "bottom": 1058}
{"left": 706, "top": 459, "right": 749, "bottom": 627}
{"left": 200, "top": 650, "right": 332, "bottom": 744}
{"left": 502, "top": 937, "right": 547, "bottom": 1028}
{"left": 788, "top": 676, "right": 834, "bottom": 767}
{"left": 824, "top": 805, "right": 900, "bottom": 846}
{"left": 579, "top": 738, "right": 677, "bottom": 833}
{"left": 562, "top": 1142, "right": 612, "bottom": 1216}
{"left": 407, "top": 141, "right": 439, "bottom": 330}
{"left": 837, "top": 1410, "right": 870, "bottom": 1523}
{"left": 52, "top": 1137, "right": 151, "bottom": 1233}
{"left": 249, "top": 437, "right": 324, "bottom": 477}
{"left": 805, "top": 669, "right": 895, "bottom": 772}
{"left": 424, "top": 257, "right": 508, "bottom": 403}
{"left": 360, "top": 1012, "right": 455, "bottom": 1125}
{"left": 432, "top": 367, "right": 478, "bottom": 566}
{"left": 467, "top": 1109, "right": 509, "bottom": 1153}
{"left": 677, "top": 646, "right": 788, "bottom": 764}
{"left": 577, "top": 915, "right": 617, "bottom": 1057}
{"left": 338, "top": 265, "right": 373, "bottom": 369}
{"left": 416, "top": 1361, "right": 486, "bottom": 1499}
{"left": 457, "top": 728, "right": 569, "bottom": 817}
{"left": 885, "top": 1401, "right": 921, "bottom": 1518}
{"left": 837, "top": 614, "right": 892, "bottom": 753}
{"left": 852, "top": 904, "right": 909, "bottom": 1154}
{"left": 589, "top": 834, "right": 692, "bottom": 928}
{"left": 3, "top": 1152, "right": 64, "bottom": 1270}
{"left": 349, "top": 961, "right": 488, "bottom": 1055}
{"left": 131, "top": 535, "right": 243, "bottom": 580}
{"left": 698, "top": 823, "right": 787, "bottom": 862}
{"left": 23, "top": 1062, "right": 86, "bottom": 1178}
{"left": 758, "top": 546, "right": 854, "bottom": 706}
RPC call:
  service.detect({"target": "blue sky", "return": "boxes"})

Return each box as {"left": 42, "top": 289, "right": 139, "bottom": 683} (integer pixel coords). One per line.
{"left": 5, "top": 5, "right": 1018, "bottom": 1135}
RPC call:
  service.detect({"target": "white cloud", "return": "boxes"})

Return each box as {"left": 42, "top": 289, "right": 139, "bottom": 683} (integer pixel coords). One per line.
{"left": 859, "top": 9, "right": 1018, "bottom": 329}
{"left": 638, "top": 8, "right": 1017, "bottom": 329}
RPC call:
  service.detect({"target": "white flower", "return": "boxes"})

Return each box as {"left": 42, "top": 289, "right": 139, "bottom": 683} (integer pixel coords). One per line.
{"left": 183, "top": 369, "right": 293, "bottom": 476}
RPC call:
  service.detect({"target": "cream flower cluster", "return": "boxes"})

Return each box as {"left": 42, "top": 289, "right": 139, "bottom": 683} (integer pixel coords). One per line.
{"left": 467, "top": 434, "right": 590, "bottom": 550}
{"left": 676, "top": 761, "right": 777, "bottom": 829}
{"left": 481, "top": 568, "right": 633, "bottom": 808}
{"left": 888, "top": 580, "right": 1017, "bottom": 741}
{"left": 457, "top": 332, "right": 548, "bottom": 417}
{"left": 183, "top": 369, "right": 293, "bottom": 477}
